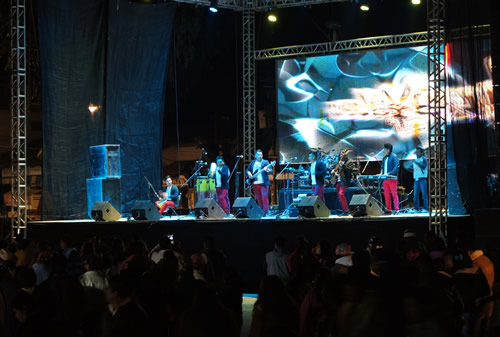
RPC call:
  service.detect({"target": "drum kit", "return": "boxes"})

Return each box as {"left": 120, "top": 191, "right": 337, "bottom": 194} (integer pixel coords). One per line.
{"left": 284, "top": 147, "right": 362, "bottom": 188}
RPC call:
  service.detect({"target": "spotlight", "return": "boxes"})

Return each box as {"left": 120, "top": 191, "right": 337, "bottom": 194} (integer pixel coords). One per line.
{"left": 209, "top": 0, "right": 218, "bottom": 13}
{"left": 267, "top": 13, "right": 277, "bottom": 22}
{"left": 411, "top": 0, "right": 421, "bottom": 4}
{"left": 88, "top": 103, "right": 101, "bottom": 113}
{"left": 359, "top": 1, "right": 370, "bottom": 11}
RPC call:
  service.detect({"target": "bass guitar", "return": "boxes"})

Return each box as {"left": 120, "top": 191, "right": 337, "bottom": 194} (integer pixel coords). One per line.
{"left": 247, "top": 160, "right": 276, "bottom": 185}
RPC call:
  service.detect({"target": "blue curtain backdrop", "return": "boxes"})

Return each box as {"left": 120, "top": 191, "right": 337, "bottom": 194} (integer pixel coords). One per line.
{"left": 37, "top": 0, "right": 175, "bottom": 219}
{"left": 37, "top": 0, "right": 106, "bottom": 219}
{"left": 106, "top": 1, "right": 175, "bottom": 214}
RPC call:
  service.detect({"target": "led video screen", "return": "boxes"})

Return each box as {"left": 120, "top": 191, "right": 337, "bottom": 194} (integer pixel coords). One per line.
{"left": 277, "top": 46, "right": 430, "bottom": 163}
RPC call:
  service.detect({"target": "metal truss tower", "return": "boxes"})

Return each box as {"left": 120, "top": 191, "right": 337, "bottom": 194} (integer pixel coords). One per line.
{"left": 242, "top": 1, "right": 256, "bottom": 196}
{"left": 10, "top": 0, "right": 28, "bottom": 239}
{"left": 427, "top": 0, "right": 447, "bottom": 235}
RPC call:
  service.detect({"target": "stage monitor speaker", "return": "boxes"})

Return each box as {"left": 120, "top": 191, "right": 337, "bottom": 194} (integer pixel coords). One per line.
{"left": 349, "top": 194, "right": 382, "bottom": 216}
{"left": 232, "top": 197, "right": 264, "bottom": 219}
{"left": 131, "top": 200, "right": 162, "bottom": 221}
{"left": 89, "top": 144, "right": 121, "bottom": 178}
{"left": 297, "top": 196, "right": 331, "bottom": 218}
{"left": 91, "top": 201, "right": 121, "bottom": 222}
{"left": 194, "top": 198, "right": 226, "bottom": 219}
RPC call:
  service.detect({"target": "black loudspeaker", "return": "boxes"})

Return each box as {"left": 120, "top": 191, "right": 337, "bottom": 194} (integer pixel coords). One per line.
{"left": 89, "top": 144, "right": 121, "bottom": 178}
{"left": 131, "top": 200, "right": 162, "bottom": 221}
{"left": 91, "top": 201, "right": 121, "bottom": 222}
{"left": 232, "top": 197, "right": 265, "bottom": 219}
{"left": 194, "top": 198, "right": 226, "bottom": 219}
{"left": 349, "top": 194, "right": 382, "bottom": 216}
{"left": 297, "top": 196, "right": 331, "bottom": 218}
{"left": 86, "top": 178, "right": 121, "bottom": 218}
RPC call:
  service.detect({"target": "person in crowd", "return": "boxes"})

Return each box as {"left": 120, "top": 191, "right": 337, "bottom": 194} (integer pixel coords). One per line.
{"left": 201, "top": 236, "right": 227, "bottom": 284}
{"left": 312, "top": 240, "right": 335, "bottom": 269}
{"left": 79, "top": 254, "right": 107, "bottom": 291}
{"left": 103, "top": 274, "right": 148, "bottom": 337}
{"left": 191, "top": 254, "right": 207, "bottom": 282}
{"left": 249, "top": 275, "right": 299, "bottom": 337}
{"left": 31, "top": 250, "right": 51, "bottom": 285}
{"left": 59, "top": 236, "right": 77, "bottom": 260}
{"left": 175, "top": 282, "right": 238, "bottom": 337}
{"left": 264, "top": 236, "right": 289, "bottom": 284}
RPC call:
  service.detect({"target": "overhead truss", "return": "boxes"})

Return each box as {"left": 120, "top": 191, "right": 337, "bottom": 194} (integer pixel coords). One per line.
{"left": 255, "top": 31, "right": 429, "bottom": 60}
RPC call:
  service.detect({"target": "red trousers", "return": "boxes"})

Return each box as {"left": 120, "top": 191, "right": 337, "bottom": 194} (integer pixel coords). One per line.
{"left": 383, "top": 179, "right": 399, "bottom": 211}
{"left": 216, "top": 187, "right": 230, "bottom": 214}
{"left": 156, "top": 200, "right": 175, "bottom": 214}
{"left": 253, "top": 184, "right": 269, "bottom": 213}
{"left": 312, "top": 184, "right": 325, "bottom": 203}
{"left": 335, "top": 182, "right": 349, "bottom": 212}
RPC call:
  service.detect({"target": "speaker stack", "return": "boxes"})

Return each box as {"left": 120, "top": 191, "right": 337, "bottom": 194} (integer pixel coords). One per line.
{"left": 87, "top": 144, "right": 122, "bottom": 220}
{"left": 348, "top": 194, "right": 382, "bottom": 216}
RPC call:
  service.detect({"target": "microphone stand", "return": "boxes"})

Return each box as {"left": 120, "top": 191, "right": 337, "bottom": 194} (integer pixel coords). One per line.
{"left": 179, "top": 162, "right": 207, "bottom": 216}
{"left": 275, "top": 161, "right": 293, "bottom": 218}
{"left": 229, "top": 156, "right": 243, "bottom": 200}
{"left": 144, "top": 176, "right": 162, "bottom": 201}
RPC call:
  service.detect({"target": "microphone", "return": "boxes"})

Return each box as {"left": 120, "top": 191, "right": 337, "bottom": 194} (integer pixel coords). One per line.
{"left": 236, "top": 155, "right": 244, "bottom": 158}
{"left": 201, "top": 147, "right": 207, "bottom": 155}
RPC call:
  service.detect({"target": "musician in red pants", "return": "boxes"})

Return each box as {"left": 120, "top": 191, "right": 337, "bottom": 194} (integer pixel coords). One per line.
{"left": 332, "top": 150, "right": 354, "bottom": 215}
{"left": 156, "top": 176, "right": 179, "bottom": 214}
{"left": 381, "top": 143, "right": 400, "bottom": 213}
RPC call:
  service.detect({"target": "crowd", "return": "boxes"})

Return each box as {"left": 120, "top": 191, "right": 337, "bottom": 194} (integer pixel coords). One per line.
{"left": 0, "top": 230, "right": 498, "bottom": 337}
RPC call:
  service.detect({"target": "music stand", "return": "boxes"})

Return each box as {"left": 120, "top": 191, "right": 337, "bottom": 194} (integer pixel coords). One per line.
{"left": 275, "top": 160, "right": 296, "bottom": 218}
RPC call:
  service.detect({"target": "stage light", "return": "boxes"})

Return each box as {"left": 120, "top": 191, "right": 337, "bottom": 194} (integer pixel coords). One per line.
{"left": 209, "top": 0, "right": 218, "bottom": 13}
{"left": 267, "top": 13, "right": 277, "bottom": 22}
{"left": 411, "top": 0, "right": 421, "bottom": 4}
{"left": 88, "top": 103, "right": 101, "bottom": 113}
{"left": 359, "top": 0, "right": 370, "bottom": 11}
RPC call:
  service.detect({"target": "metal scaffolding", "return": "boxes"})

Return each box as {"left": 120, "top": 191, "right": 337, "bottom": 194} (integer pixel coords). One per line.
{"left": 10, "top": 0, "right": 28, "bottom": 239}
{"left": 427, "top": 0, "right": 447, "bottom": 235}
{"left": 242, "top": 2, "right": 256, "bottom": 196}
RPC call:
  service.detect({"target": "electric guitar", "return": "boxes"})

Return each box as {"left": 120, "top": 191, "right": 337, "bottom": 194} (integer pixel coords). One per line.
{"left": 247, "top": 160, "right": 276, "bottom": 185}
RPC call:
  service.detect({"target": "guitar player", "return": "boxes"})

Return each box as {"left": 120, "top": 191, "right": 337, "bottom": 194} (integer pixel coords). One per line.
{"left": 246, "top": 149, "right": 273, "bottom": 214}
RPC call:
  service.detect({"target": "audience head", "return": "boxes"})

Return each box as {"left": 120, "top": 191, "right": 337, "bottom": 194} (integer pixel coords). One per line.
{"left": 274, "top": 236, "right": 286, "bottom": 250}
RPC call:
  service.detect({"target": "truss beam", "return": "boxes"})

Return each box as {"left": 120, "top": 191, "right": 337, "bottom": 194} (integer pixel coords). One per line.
{"left": 427, "top": 0, "right": 447, "bottom": 235}
{"left": 255, "top": 31, "right": 429, "bottom": 59}
{"left": 10, "top": 0, "right": 28, "bottom": 239}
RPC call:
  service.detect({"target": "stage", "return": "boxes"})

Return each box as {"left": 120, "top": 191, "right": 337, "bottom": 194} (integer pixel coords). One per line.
{"left": 28, "top": 212, "right": 472, "bottom": 291}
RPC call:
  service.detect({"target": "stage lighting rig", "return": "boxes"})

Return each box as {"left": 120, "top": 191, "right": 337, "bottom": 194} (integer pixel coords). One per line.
{"left": 209, "top": 0, "right": 218, "bottom": 13}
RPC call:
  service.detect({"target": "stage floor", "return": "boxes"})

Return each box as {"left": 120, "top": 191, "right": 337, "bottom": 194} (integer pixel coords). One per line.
{"left": 28, "top": 212, "right": 472, "bottom": 291}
